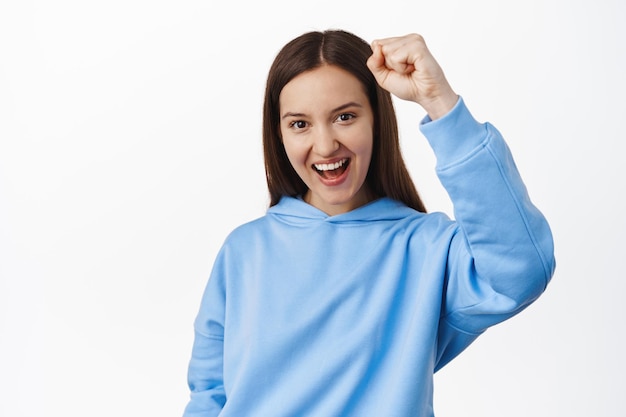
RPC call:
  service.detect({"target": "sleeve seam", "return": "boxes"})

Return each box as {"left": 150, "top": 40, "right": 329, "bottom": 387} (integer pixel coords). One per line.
{"left": 435, "top": 124, "right": 491, "bottom": 173}
{"left": 441, "top": 315, "right": 483, "bottom": 336}
{"left": 484, "top": 133, "right": 552, "bottom": 288}
{"left": 194, "top": 327, "right": 225, "bottom": 340}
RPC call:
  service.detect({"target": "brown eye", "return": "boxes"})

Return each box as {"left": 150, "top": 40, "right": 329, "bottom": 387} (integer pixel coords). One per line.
{"left": 290, "top": 120, "right": 307, "bottom": 129}
{"left": 337, "top": 113, "right": 355, "bottom": 122}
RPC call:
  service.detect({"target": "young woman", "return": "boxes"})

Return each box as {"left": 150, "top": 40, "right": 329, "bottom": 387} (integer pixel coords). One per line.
{"left": 183, "top": 30, "right": 555, "bottom": 416}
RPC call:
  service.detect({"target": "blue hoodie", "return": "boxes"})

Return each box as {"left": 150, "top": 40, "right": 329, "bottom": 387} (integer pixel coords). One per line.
{"left": 183, "top": 98, "right": 555, "bottom": 417}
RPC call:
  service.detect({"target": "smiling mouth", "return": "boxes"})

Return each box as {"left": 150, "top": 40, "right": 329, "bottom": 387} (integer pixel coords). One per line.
{"left": 313, "top": 158, "right": 350, "bottom": 180}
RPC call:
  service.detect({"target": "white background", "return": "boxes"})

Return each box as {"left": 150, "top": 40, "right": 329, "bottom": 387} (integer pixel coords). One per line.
{"left": 1, "top": 0, "right": 624, "bottom": 415}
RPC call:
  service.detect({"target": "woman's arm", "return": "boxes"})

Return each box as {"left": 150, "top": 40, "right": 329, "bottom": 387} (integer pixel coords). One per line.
{"left": 368, "top": 33, "right": 556, "bottom": 368}
{"left": 183, "top": 250, "right": 228, "bottom": 416}
{"left": 421, "top": 98, "right": 555, "bottom": 368}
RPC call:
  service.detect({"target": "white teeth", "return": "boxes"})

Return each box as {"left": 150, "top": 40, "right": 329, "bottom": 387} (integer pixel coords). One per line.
{"left": 314, "top": 159, "right": 347, "bottom": 171}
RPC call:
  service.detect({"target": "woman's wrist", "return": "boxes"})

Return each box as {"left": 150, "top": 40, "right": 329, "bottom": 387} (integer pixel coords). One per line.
{"left": 420, "top": 88, "right": 459, "bottom": 121}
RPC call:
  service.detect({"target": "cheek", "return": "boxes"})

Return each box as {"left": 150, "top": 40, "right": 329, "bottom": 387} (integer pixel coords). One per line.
{"left": 350, "top": 128, "right": 374, "bottom": 160}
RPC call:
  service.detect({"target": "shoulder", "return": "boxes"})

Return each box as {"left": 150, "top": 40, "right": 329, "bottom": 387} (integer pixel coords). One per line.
{"left": 364, "top": 198, "right": 458, "bottom": 241}
{"left": 406, "top": 209, "right": 458, "bottom": 243}
{"left": 223, "top": 213, "right": 273, "bottom": 246}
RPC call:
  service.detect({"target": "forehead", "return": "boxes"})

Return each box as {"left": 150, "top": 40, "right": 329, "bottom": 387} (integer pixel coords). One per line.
{"left": 279, "top": 65, "right": 369, "bottom": 112}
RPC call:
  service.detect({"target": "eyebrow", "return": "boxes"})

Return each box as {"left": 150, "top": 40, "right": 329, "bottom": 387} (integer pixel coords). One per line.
{"left": 281, "top": 101, "right": 364, "bottom": 120}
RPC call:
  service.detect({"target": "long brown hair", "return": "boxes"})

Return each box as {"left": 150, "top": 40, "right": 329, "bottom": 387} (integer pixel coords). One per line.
{"left": 262, "top": 29, "right": 426, "bottom": 213}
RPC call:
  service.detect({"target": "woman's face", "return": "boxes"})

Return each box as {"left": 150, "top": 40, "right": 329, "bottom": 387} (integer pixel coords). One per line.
{"left": 279, "top": 65, "right": 374, "bottom": 216}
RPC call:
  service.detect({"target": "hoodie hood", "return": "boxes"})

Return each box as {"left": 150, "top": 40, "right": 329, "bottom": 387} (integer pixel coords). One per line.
{"left": 267, "top": 196, "right": 422, "bottom": 225}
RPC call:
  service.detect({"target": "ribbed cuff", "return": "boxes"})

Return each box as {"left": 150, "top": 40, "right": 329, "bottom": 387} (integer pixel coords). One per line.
{"left": 419, "top": 96, "right": 489, "bottom": 169}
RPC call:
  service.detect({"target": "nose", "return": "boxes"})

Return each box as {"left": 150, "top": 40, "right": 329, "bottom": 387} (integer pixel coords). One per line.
{"left": 312, "top": 125, "right": 339, "bottom": 157}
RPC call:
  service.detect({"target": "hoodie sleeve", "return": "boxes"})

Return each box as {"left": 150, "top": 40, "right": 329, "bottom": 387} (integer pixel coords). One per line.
{"left": 183, "top": 248, "right": 228, "bottom": 416}
{"left": 419, "top": 97, "right": 556, "bottom": 370}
